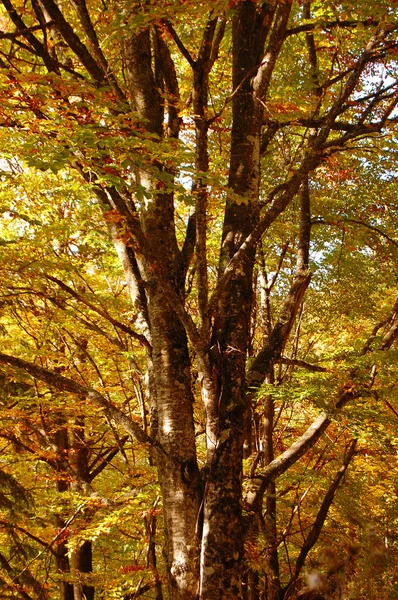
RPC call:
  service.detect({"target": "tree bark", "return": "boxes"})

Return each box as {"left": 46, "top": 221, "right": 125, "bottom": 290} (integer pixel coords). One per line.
{"left": 199, "top": 3, "right": 275, "bottom": 597}
{"left": 123, "top": 29, "right": 201, "bottom": 600}
{"left": 53, "top": 418, "right": 74, "bottom": 600}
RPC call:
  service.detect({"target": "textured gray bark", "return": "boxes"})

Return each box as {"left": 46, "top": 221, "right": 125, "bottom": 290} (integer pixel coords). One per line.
{"left": 199, "top": 3, "right": 283, "bottom": 597}
{"left": 122, "top": 30, "right": 201, "bottom": 600}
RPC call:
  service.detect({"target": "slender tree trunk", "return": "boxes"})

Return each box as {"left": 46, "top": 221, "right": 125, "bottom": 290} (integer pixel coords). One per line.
{"left": 79, "top": 542, "right": 94, "bottom": 600}
{"left": 70, "top": 541, "right": 94, "bottom": 600}
{"left": 263, "top": 387, "right": 281, "bottom": 600}
{"left": 65, "top": 417, "right": 95, "bottom": 600}
{"left": 55, "top": 537, "right": 74, "bottom": 600}
{"left": 53, "top": 421, "right": 74, "bottom": 600}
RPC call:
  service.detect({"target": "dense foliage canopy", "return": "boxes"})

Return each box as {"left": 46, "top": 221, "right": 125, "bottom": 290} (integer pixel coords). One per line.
{"left": 0, "top": 1, "right": 397, "bottom": 599}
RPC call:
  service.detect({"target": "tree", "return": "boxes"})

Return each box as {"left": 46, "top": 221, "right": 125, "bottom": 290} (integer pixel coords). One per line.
{"left": 0, "top": 1, "right": 397, "bottom": 599}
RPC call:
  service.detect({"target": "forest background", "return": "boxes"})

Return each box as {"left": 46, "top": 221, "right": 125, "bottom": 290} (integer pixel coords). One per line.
{"left": 0, "top": 0, "right": 397, "bottom": 599}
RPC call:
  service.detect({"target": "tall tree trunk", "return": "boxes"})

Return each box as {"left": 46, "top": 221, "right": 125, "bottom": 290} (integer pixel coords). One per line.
{"left": 123, "top": 30, "right": 201, "bottom": 600}
{"left": 199, "top": 3, "right": 272, "bottom": 597}
{"left": 69, "top": 419, "right": 95, "bottom": 600}
{"left": 53, "top": 424, "right": 74, "bottom": 600}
